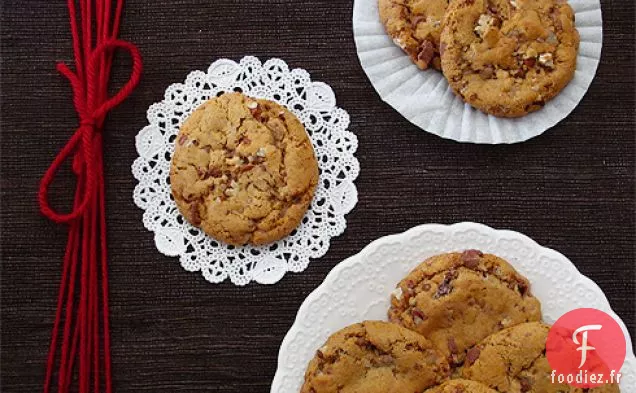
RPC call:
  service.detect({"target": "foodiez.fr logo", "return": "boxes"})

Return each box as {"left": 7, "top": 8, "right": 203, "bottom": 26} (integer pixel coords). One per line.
{"left": 546, "top": 308, "right": 626, "bottom": 388}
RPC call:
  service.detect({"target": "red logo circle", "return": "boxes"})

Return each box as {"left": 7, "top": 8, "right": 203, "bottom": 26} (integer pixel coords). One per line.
{"left": 546, "top": 308, "right": 626, "bottom": 388}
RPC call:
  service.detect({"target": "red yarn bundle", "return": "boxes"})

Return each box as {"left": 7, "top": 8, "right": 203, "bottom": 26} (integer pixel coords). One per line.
{"left": 38, "top": 1, "right": 141, "bottom": 392}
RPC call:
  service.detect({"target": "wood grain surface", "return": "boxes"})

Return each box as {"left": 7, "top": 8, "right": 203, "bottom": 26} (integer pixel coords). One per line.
{"left": 1, "top": 1, "right": 634, "bottom": 392}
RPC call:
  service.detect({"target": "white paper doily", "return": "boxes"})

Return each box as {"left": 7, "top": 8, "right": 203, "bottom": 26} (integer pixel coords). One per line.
{"left": 353, "top": 0, "right": 603, "bottom": 144}
{"left": 132, "top": 56, "right": 359, "bottom": 286}
{"left": 272, "top": 222, "right": 635, "bottom": 392}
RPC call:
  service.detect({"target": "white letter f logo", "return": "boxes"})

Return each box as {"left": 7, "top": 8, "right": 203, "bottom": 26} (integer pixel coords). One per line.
{"left": 572, "top": 324, "right": 602, "bottom": 368}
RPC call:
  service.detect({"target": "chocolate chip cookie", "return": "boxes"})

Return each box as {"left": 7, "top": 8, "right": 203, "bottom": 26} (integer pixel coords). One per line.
{"left": 388, "top": 250, "right": 542, "bottom": 366}
{"left": 170, "top": 92, "right": 319, "bottom": 246}
{"left": 379, "top": 0, "right": 449, "bottom": 70}
{"left": 300, "top": 321, "right": 450, "bottom": 393}
{"left": 461, "top": 322, "right": 620, "bottom": 393}
{"left": 440, "top": 0, "right": 580, "bottom": 117}
{"left": 425, "top": 379, "right": 499, "bottom": 393}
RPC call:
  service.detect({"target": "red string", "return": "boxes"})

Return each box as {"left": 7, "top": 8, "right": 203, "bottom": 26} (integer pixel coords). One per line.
{"left": 41, "top": 1, "right": 141, "bottom": 392}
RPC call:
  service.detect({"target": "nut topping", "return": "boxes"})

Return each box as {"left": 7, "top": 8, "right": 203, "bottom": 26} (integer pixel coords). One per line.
{"left": 239, "top": 164, "right": 255, "bottom": 173}
{"left": 465, "top": 346, "right": 481, "bottom": 365}
{"left": 316, "top": 345, "right": 329, "bottom": 359}
{"left": 249, "top": 103, "right": 263, "bottom": 120}
{"left": 416, "top": 40, "right": 436, "bottom": 69}
{"left": 224, "top": 180, "right": 240, "bottom": 197}
{"left": 447, "top": 337, "right": 459, "bottom": 354}
{"left": 392, "top": 37, "right": 406, "bottom": 50}
{"left": 226, "top": 156, "right": 244, "bottom": 166}
{"left": 523, "top": 58, "right": 537, "bottom": 68}
{"left": 474, "top": 14, "right": 495, "bottom": 38}
{"left": 412, "top": 308, "right": 427, "bottom": 324}
{"left": 391, "top": 287, "right": 403, "bottom": 301}
{"left": 538, "top": 53, "right": 555, "bottom": 68}
{"left": 189, "top": 202, "right": 201, "bottom": 226}
{"left": 434, "top": 271, "right": 455, "bottom": 298}
{"left": 461, "top": 249, "right": 483, "bottom": 268}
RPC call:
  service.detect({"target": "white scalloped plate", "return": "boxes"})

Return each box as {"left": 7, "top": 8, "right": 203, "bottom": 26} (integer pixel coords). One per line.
{"left": 271, "top": 222, "right": 635, "bottom": 392}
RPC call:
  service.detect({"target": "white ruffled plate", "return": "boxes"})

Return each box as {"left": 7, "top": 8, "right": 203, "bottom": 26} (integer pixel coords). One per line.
{"left": 271, "top": 222, "right": 635, "bottom": 392}
{"left": 132, "top": 57, "right": 359, "bottom": 286}
{"left": 353, "top": 0, "right": 603, "bottom": 144}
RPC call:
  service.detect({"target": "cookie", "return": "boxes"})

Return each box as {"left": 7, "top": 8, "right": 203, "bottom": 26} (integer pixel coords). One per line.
{"left": 388, "top": 250, "right": 542, "bottom": 365}
{"left": 170, "top": 92, "right": 319, "bottom": 246}
{"left": 461, "top": 322, "right": 620, "bottom": 393}
{"left": 300, "top": 321, "right": 450, "bottom": 393}
{"left": 425, "top": 379, "right": 499, "bottom": 393}
{"left": 379, "top": 0, "right": 449, "bottom": 70}
{"left": 440, "top": 0, "right": 580, "bottom": 117}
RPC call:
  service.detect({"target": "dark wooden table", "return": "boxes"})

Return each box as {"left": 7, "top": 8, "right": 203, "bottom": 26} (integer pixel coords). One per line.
{"left": 1, "top": 1, "right": 634, "bottom": 392}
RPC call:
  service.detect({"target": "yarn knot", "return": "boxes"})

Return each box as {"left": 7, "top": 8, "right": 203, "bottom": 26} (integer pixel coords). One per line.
{"left": 38, "top": 39, "right": 142, "bottom": 224}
